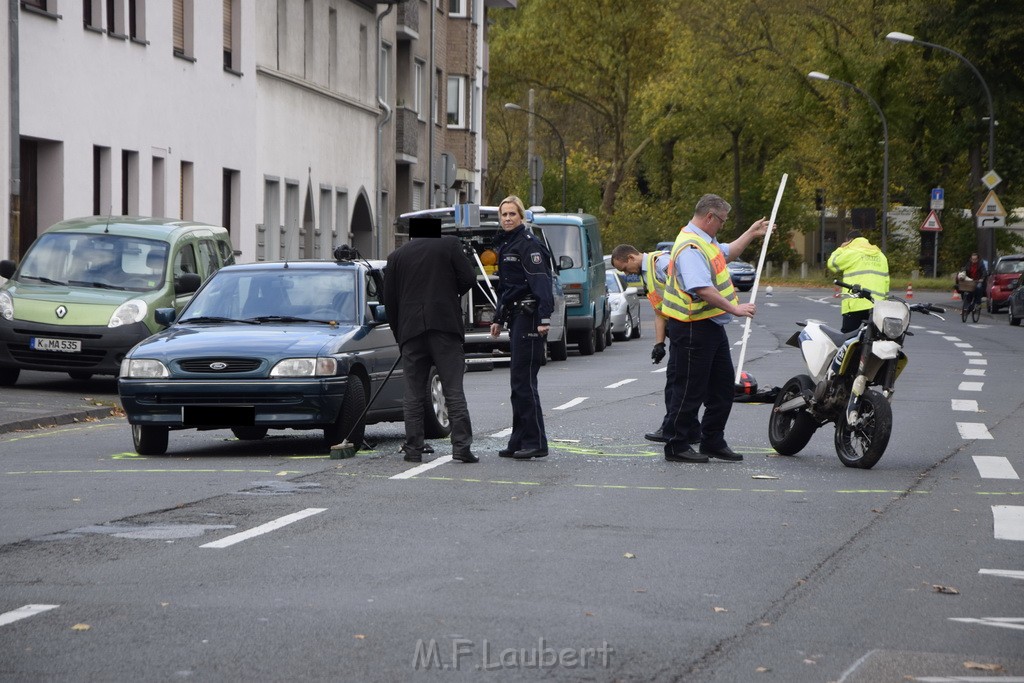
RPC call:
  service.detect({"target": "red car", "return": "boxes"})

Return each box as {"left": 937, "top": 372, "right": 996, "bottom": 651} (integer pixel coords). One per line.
{"left": 987, "top": 254, "right": 1024, "bottom": 313}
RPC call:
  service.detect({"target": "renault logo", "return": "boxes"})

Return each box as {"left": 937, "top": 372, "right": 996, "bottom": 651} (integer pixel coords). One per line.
{"left": 209, "top": 362, "right": 228, "bottom": 370}
{"left": 56, "top": 305, "right": 68, "bottom": 319}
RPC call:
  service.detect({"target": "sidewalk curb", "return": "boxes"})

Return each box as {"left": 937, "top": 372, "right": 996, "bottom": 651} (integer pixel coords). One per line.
{"left": 0, "top": 407, "right": 121, "bottom": 436}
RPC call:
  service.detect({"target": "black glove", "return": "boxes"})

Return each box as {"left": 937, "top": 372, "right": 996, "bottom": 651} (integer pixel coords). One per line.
{"left": 651, "top": 342, "right": 666, "bottom": 364}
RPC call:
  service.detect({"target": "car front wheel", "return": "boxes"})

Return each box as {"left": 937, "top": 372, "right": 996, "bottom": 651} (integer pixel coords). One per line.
{"left": 133, "top": 424, "right": 169, "bottom": 456}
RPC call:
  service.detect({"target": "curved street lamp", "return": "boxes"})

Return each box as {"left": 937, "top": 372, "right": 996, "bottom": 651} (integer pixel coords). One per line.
{"left": 808, "top": 71, "right": 889, "bottom": 252}
{"left": 504, "top": 102, "right": 567, "bottom": 212}
{"left": 886, "top": 32, "right": 994, "bottom": 172}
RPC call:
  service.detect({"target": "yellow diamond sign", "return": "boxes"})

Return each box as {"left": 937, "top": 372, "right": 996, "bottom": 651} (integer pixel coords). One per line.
{"left": 982, "top": 170, "right": 1002, "bottom": 190}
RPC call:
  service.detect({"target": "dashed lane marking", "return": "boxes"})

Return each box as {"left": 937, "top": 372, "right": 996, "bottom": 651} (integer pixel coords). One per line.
{"left": 957, "top": 423, "right": 993, "bottom": 439}
{"left": 964, "top": 351, "right": 982, "bottom": 357}
{"left": 958, "top": 381, "right": 984, "bottom": 392}
{"left": 963, "top": 368, "right": 986, "bottom": 376}
{"left": 992, "top": 505, "right": 1024, "bottom": 541}
{"left": 490, "top": 427, "right": 513, "bottom": 438}
{"left": 200, "top": 507, "right": 326, "bottom": 549}
{"left": 651, "top": 367, "right": 667, "bottom": 374}
{"left": 979, "top": 568, "right": 1024, "bottom": 580}
{"left": 0, "top": 604, "right": 60, "bottom": 627}
{"left": 954, "top": 342, "right": 973, "bottom": 348}
{"left": 947, "top": 617, "right": 1024, "bottom": 632}
{"left": 972, "top": 456, "right": 1019, "bottom": 480}
{"left": 605, "top": 378, "right": 637, "bottom": 389}
{"left": 942, "top": 336, "right": 962, "bottom": 341}
{"left": 968, "top": 358, "right": 987, "bottom": 365}
{"left": 390, "top": 455, "right": 453, "bottom": 480}
{"left": 951, "top": 399, "right": 979, "bottom": 412}
{"left": 554, "top": 397, "right": 588, "bottom": 410}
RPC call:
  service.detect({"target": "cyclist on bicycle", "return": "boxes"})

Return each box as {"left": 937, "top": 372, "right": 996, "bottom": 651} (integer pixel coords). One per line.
{"left": 956, "top": 252, "right": 989, "bottom": 313}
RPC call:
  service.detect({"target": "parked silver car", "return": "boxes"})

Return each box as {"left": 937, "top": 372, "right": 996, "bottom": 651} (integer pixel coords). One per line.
{"left": 606, "top": 270, "right": 641, "bottom": 341}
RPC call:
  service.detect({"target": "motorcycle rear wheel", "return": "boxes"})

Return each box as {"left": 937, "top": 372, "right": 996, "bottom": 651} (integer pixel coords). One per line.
{"left": 834, "top": 389, "right": 892, "bottom": 469}
{"left": 768, "top": 374, "right": 818, "bottom": 456}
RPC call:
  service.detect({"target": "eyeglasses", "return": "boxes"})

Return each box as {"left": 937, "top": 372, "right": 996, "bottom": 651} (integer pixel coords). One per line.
{"left": 710, "top": 212, "right": 728, "bottom": 225}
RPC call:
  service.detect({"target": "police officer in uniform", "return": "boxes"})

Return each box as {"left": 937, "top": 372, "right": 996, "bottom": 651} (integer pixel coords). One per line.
{"left": 489, "top": 195, "right": 554, "bottom": 459}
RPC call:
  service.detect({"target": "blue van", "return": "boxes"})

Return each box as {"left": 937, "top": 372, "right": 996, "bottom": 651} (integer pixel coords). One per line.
{"left": 531, "top": 210, "right": 609, "bottom": 355}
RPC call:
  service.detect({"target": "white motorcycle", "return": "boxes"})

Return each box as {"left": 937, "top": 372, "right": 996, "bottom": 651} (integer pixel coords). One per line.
{"left": 768, "top": 280, "right": 944, "bottom": 469}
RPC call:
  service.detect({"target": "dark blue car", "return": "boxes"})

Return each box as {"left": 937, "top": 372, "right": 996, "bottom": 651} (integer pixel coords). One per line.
{"left": 118, "top": 257, "right": 450, "bottom": 456}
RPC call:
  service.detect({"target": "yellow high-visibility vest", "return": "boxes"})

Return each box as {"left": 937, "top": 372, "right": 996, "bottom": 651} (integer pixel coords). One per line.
{"left": 643, "top": 251, "right": 666, "bottom": 311}
{"left": 661, "top": 230, "right": 737, "bottom": 322}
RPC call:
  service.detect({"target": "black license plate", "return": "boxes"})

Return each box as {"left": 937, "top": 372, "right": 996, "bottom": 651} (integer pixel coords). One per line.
{"left": 182, "top": 406, "right": 255, "bottom": 427}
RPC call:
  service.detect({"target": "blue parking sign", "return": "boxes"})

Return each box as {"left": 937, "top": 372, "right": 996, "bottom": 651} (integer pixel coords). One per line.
{"left": 930, "top": 187, "right": 944, "bottom": 210}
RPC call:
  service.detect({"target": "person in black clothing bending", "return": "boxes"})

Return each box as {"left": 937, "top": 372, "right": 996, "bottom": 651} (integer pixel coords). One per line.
{"left": 384, "top": 217, "right": 478, "bottom": 463}
{"left": 488, "top": 195, "right": 554, "bottom": 460}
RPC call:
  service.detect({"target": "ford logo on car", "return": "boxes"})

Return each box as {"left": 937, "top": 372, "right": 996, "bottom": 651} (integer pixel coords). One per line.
{"left": 209, "top": 362, "right": 228, "bottom": 370}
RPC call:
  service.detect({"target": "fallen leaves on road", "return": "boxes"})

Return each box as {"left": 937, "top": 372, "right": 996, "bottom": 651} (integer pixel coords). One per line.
{"left": 354, "top": 634, "right": 366, "bottom": 640}
{"left": 964, "top": 661, "right": 1003, "bottom": 672}
{"left": 752, "top": 475, "right": 778, "bottom": 480}
{"left": 623, "top": 552, "right": 636, "bottom": 559}
{"left": 71, "top": 624, "right": 90, "bottom": 631}
{"left": 932, "top": 584, "right": 960, "bottom": 595}
{"left": 713, "top": 607, "right": 728, "bottom": 613}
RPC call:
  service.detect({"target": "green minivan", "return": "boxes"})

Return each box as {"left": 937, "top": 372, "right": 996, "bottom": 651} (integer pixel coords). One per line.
{"left": 0, "top": 216, "right": 236, "bottom": 384}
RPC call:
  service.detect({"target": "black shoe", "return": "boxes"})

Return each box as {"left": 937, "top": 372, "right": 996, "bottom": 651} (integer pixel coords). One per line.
{"left": 699, "top": 444, "right": 743, "bottom": 462}
{"left": 498, "top": 448, "right": 517, "bottom": 458}
{"left": 452, "top": 451, "right": 479, "bottom": 463}
{"left": 512, "top": 448, "right": 548, "bottom": 459}
{"left": 664, "top": 448, "right": 708, "bottom": 463}
{"left": 403, "top": 452, "right": 422, "bottom": 463}
{"left": 644, "top": 429, "right": 668, "bottom": 443}
{"left": 422, "top": 444, "right": 435, "bottom": 454}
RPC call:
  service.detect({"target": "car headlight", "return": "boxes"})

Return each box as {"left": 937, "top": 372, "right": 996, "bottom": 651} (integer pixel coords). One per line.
{"left": 0, "top": 291, "right": 13, "bottom": 321}
{"left": 270, "top": 357, "right": 338, "bottom": 377}
{"left": 121, "top": 358, "right": 169, "bottom": 378}
{"left": 109, "top": 299, "right": 148, "bottom": 328}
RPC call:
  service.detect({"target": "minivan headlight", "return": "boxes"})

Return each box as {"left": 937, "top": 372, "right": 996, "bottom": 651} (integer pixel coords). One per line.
{"left": 109, "top": 299, "right": 148, "bottom": 328}
{"left": 270, "top": 358, "right": 338, "bottom": 377}
{"left": 0, "top": 292, "right": 13, "bottom": 320}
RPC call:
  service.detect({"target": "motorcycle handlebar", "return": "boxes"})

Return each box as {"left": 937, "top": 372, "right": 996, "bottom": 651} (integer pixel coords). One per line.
{"left": 833, "top": 279, "right": 874, "bottom": 300}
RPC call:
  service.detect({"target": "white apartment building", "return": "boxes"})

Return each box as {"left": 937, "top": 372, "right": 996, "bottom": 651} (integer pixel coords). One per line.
{"left": 2, "top": 0, "right": 512, "bottom": 263}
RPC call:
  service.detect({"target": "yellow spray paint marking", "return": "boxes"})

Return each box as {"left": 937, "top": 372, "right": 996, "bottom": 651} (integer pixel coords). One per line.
{"left": 3, "top": 468, "right": 305, "bottom": 476}
{"left": 111, "top": 452, "right": 146, "bottom": 460}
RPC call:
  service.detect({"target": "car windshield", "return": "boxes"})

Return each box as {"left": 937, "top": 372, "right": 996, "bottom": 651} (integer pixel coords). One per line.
{"left": 605, "top": 271, "right": 623, "bottom": 293}
{"left": 532, "top": 224, "right": 583, "bottom": 269}
{"left": 182, "top": 269, "right": 360, "bottom": 323}
{"left": 996, "top": 258, "right": 1024, "bottom": 275}
{"left": 16, "top": 232, "right": 169, "bottom": 291}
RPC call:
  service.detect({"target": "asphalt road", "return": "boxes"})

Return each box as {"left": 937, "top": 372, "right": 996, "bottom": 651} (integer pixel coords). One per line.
{"left": 1, "top": 286, "right": 1022, "bottom": 682}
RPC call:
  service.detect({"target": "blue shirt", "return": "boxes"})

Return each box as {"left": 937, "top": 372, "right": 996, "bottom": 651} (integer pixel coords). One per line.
{"left": 672, "top": 222, "right": 732, "bottom": 326}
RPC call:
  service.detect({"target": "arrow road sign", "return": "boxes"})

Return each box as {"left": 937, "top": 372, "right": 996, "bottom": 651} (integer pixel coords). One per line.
{"left": 977, "top": 215, "right": 1006, "bottom": 229}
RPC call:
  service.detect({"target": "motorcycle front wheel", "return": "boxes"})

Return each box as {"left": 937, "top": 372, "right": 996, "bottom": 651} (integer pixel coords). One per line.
{"left": 834, "top": 389, "right": 893, "bottom": 469}
{"left": 768, "top": 374, "right": 818, "bottom": 456}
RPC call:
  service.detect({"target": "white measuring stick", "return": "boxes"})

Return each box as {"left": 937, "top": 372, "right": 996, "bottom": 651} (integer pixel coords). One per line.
{"left": 734, "top": 173, "right": 788, "bottom": 384}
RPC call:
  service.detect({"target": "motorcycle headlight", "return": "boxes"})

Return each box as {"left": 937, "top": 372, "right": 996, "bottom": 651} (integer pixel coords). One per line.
{"left": 109, "top": 299, "right": 148, "bottom": 328}
{"left": 121, "top": 358, "right": 169, "bottom": 378}
{"left": 0, "top": 291, "right": 13, "bottom": 320}
{"left": 881, "top": 316, "right": 907, "bottom": 339}
{"left": 270, "top": 357, "right": 337, "bottom": 377}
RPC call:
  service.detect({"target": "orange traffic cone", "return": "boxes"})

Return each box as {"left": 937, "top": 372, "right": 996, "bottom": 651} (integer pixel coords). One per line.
{"left": 952, "top": 289, "right": 961, "bottom": 301}
{"left": 906, "top": 283, "right": 913, "bottom": 299}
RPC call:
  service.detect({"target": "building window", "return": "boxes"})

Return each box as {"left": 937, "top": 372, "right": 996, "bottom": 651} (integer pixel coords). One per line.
{"left": 223, "top": 0, "right": 240, "bottom": 71}
{"left": 303, "top": 0, "right": 313, "bottom": 78}
{"left": 412, "top": 181, "right": 425, "bottom": 211}
{"left": 328, "top": 8, "right": 338, "bottom": 88}
{"left": 413, "top": 59, "right": 425, "bottom": 118}
{"left": 222, "top": 168, "right": 239, "bottom": 238}
{"left": 448, "top": 0, "right": 467, "bottom": 18}
{"left": 93, "top": 146, "right": 111, "bottom": 215}
{"left": 433, "top": 69, "right": 441, "bottom": 125}
{"left": 21, "top": 0, "right": 50, "bottom": 12}
{"left": 121, "top": 149, "right": 139, "bottom": 215}
{"left": 380, "top": 43, "right": 391, "bottom": 102}
{"left": 172, "top": 0, "right": 194, "bottom": 60}
{"left": 107, "top": 0, "right": 125, "bottom": 36}
{"left": 128, "top": 0, "right": 146, "bottom": 42}
{"left": 447, "top": 75, "right": 466, "bottom": 128}
{"left": 84, "top": 0, "right": 102, "bottom": 30}
{"left": 152, "top": 156, "right": 165, "bottom": 217}
{"left": 180, "top": 160, "right": 194, "bottom": 220}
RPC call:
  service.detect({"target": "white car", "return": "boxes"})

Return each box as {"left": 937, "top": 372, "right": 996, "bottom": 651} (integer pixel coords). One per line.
{"left": 606, "top": 270, "right": 641, "bottom": 341}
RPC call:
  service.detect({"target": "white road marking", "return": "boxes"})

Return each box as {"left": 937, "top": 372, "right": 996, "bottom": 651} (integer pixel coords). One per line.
{"left": 948, "top": 617, "right": 1024, "bottom": 632}
{"left": 765, "top": 302, "right": 779, "bottom": 307}
{"left": 993, "top": 506, "right": 1024, "bottom": 541}
{"left": 605, "top": 378, "right": 637, "bottom": 389}
{"left": 954, "top": 342, "right": 973, "bottom": 348}
{"left": 957, "top": 423, "right": 993, "bottom": 439}
{"left": 925, "top": 329, "right": 943, "bottom": 334}
{"left": 942, "top": 336, "right": 962, "bottom": 341}
{"left": 917, "top": 676, "right": 1024, "bottom": 682}
{"left": 391, "top": 455, "right": 453, "bottom": 480}
{"left": 964, "top": 351, "right": 982, "bottom": 357}
{"left": 963, "top": 368, "right": 986, "bottom": 376}
{"left": 979, "top": 568, "right": 1024, "bottom": 580}
{"left": 968, "top": 358, "right": 987, "bottom": 365}
{"left": 490, "top": 427, "right": 513, "bottom": 438}
{"left": 200, "top": 508, "right": 327, "bottom": 548}
{"left": 0, "top": 604, "right": 59, "bottom": 627}
{"left": 554, "top": 397, "right": 588, "bottom": 410}
{"left": 958, "top": 381, "right": 984, "bottom": 392}
{"left": 972, "top": 456, "right": 1019, "bottom": 479}
{"left": 951, "top": 399, "right": 979, "bottom": 412}
{"left": 651, "top": 367, "right": 667, "bottom": 374}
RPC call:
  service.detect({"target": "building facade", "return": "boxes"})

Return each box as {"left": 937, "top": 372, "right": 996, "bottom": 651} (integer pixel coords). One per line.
{"left": 1, "top": 0, "right": 513, "bottom": 263}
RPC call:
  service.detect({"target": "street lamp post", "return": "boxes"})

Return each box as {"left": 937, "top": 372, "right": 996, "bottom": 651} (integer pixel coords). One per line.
{"left": 504, "top": 102, "right": 567, "bottom": 212}
{"left": 808, "top": 71, "right": 889, "bottom": 252}
{"left": 886, "top": 31, "right": 997, "bottom": 266}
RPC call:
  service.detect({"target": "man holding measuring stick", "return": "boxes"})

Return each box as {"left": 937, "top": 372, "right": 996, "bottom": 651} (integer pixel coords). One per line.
{"left": 659, "top": 193, "right": 775, "bottom": 463}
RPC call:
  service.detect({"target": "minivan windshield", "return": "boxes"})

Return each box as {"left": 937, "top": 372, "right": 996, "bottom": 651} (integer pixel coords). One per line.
{"left": 533, "top": 224, "right": 583, "bottom": 269}
{"left": 17, "top": 233, "right": 169, "bottom": 292}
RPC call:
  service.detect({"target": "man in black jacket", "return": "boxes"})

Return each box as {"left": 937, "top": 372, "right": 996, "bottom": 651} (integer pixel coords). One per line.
{"left": 384, "top": 217, "right": 479, "bottom": 463}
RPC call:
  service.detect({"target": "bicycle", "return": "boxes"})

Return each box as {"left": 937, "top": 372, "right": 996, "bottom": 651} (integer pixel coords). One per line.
{"left": 960, "top": 287, "right": 982, "bottom": 323}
